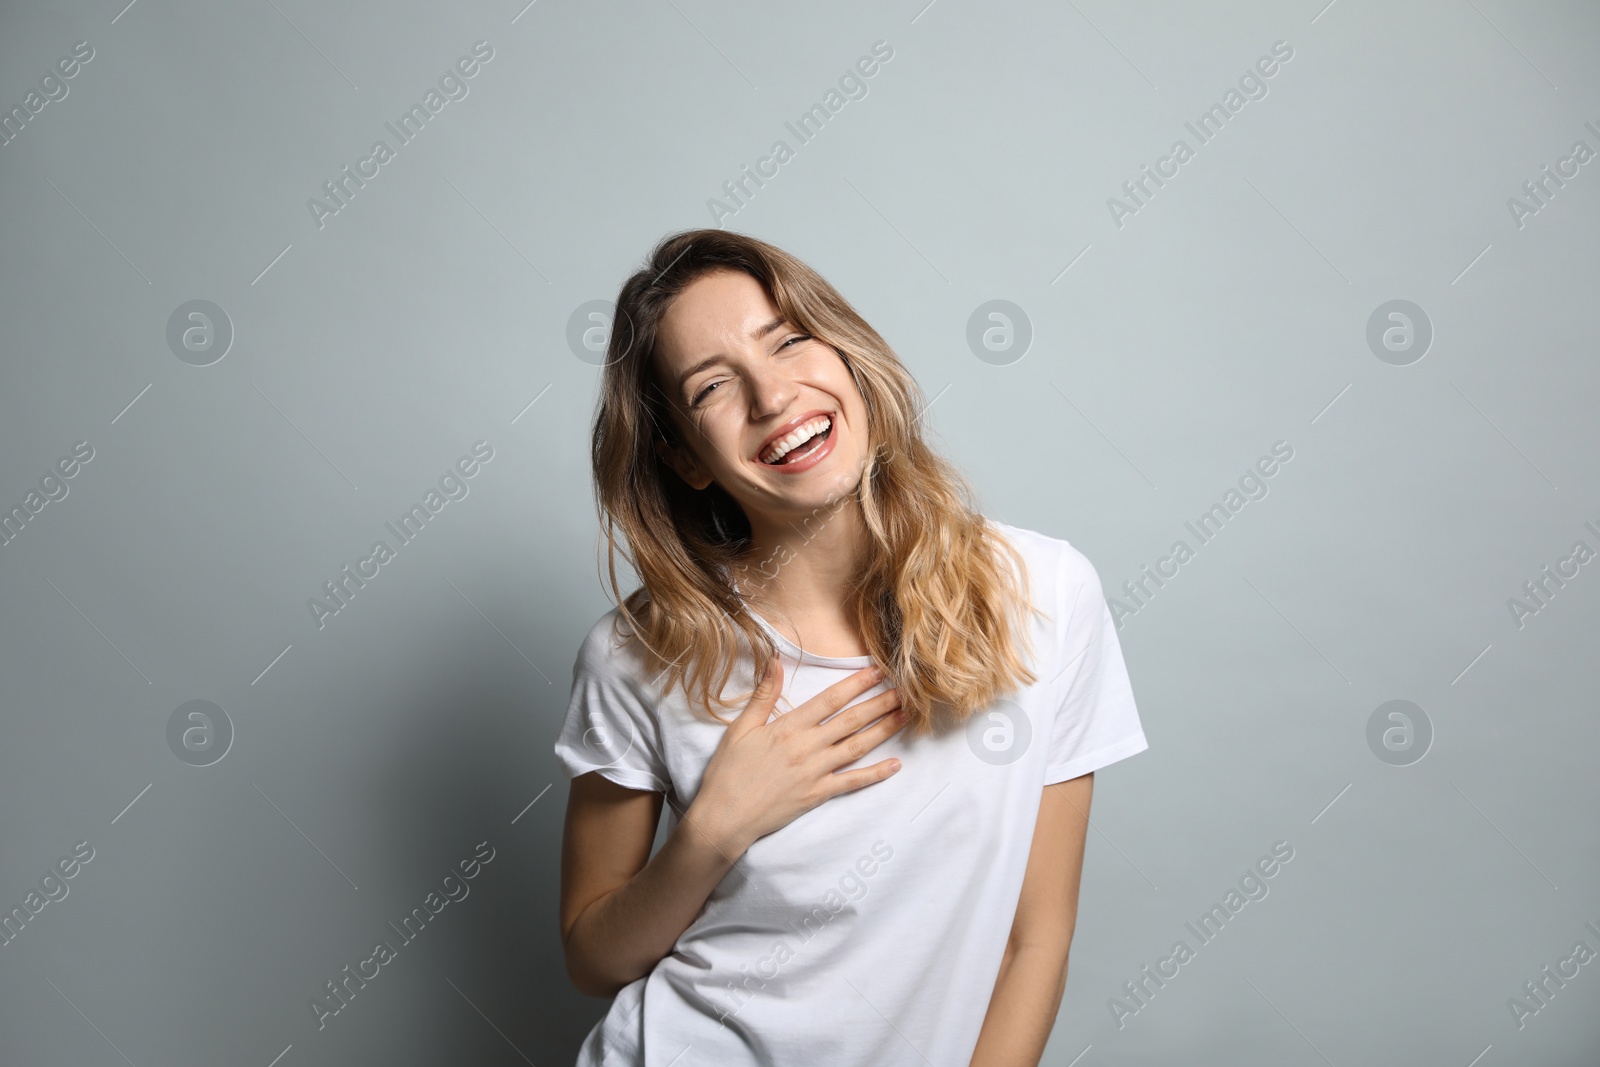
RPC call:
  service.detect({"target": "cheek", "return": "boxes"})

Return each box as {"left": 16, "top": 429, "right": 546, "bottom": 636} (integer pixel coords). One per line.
{"left": 810, "top": 354, "right": 863, "bottom": 407}
{"left": 700, "top": 415, "right": 750, "bottom": 465}
{"left": 840, "top": 375, "right": 866, "bottom": 411}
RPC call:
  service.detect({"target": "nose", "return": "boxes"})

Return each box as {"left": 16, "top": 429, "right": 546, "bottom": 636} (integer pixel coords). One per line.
{"left": 746, "top": 355, "right": 798, "bottom": 423}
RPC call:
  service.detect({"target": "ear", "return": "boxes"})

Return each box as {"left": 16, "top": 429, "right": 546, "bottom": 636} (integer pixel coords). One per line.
{"left": 655, "top": 439, "right": 714, "bottom": 491}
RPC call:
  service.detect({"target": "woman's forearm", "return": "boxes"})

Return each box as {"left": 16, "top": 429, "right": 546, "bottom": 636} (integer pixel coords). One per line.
{"left": 564, "top": 804, "right": 748, "bottom": 997}
{"left": 969, "top": 940, "right": 1071, "bottom": 1067}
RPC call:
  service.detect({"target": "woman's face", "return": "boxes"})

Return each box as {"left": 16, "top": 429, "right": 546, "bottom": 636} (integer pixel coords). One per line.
{"left": 652, "top": 268, "right": 871, "bottom": 529}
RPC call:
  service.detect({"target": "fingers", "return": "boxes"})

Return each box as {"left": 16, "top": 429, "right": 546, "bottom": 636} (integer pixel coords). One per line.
{"left": 734, "top": 655, "right": 784, "bottom": 729}
{"left": 788, "top": 663, "right": 887, "bottom": 729}
{"left": 824, "top": 756, "right": 904, "bottom": 798}
{"left": 824, "top": 701, "right": 908, "bottom": 770}
{"left": 817, "top": 685, "right": 902, "bottom": 746}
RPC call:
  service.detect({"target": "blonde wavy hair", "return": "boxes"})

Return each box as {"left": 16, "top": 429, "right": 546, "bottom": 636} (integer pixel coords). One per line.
{"left": 591, "top": 228, "right": 1046, "bottom": 736}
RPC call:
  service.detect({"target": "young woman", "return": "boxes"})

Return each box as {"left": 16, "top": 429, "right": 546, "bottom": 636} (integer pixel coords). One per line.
{"left": 554, "top": 229, "right": 1147, "bottom": 1066}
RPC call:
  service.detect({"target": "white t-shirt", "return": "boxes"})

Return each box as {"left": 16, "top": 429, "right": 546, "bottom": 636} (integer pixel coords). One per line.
{"left": 552, "top": 520, "right": 1147, "bottom": 1067}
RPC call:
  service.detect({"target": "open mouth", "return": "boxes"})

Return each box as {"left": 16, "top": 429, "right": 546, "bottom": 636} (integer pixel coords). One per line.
{"left": 760, "top": 415, "right": 833, "bottom": 465}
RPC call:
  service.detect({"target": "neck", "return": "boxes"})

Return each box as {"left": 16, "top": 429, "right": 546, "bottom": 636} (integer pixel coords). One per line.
{"left": 732, "top": 498, "right": 869, "bottom": 625}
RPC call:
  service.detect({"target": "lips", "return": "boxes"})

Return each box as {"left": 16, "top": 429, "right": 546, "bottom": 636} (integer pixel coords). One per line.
{"left": 755, "top": 409, "right": 835, "bottom": 464}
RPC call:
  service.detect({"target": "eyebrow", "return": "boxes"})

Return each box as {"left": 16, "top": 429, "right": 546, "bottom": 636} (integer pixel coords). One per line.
{"left": 676, "top": 316, "right": 790, "bottom": 396}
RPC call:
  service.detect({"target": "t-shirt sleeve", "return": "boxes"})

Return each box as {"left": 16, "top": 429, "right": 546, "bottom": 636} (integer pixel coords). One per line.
{"left": 1043, "top": 544, "right": 1149, "bottom": 785}
{"left": 551, "top": 614, "right": 671, "bottom": 793}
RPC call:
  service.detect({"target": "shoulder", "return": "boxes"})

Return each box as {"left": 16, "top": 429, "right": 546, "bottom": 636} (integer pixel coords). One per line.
{"left": 573, "top": 605, "right": 655, "bottom": 684}
{"left": 984, "top": 518, "right": 1105, "bottom": 606}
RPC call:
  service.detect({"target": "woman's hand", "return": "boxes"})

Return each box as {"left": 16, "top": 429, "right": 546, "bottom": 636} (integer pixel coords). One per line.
{"left": 686, "top": 656, "right": 907, "bottom": 857}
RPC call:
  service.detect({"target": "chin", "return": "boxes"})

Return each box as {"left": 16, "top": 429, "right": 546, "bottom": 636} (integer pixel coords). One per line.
{"left": 809, "top": 467, "right": 865, "bottom": 505}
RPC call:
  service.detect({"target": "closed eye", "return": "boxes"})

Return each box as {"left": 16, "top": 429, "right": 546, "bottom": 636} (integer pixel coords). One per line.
{"left": 689, "top": 335, "right": 813, "bottom": 406}
{"left": 690, "top": 379, "right": 721, "bottom": 406}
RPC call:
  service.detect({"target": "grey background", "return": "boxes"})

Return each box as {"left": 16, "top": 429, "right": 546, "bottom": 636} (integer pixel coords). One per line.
{"left": 2, "top": 0, "right": 1596, "bottom": 1064}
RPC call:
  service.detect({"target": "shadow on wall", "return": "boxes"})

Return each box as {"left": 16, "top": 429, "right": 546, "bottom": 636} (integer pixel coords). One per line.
{"left": 315, "top": 588, "right": 610, "bottom": 1063}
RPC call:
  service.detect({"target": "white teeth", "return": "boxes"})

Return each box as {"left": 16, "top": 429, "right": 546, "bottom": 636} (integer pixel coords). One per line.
{"left": 762, "top": 416, "right": 831, "bottom": 464}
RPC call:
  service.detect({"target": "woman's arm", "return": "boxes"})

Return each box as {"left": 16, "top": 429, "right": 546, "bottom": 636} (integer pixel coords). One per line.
{"left": 559, "top": 771, "right": 745, "bottom": 997}
{"left": 969, "top": 773, "right": 1093, "bottom": 1067}
{"left": 559, "top": 661, "right": 906, "bottom": 997}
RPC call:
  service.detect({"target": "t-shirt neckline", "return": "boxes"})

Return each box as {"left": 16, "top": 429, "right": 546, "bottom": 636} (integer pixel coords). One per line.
{"left": 747, "top": 608, "right": 874, "bottom": 668}
{"left": 730, "top": 573, "right": 873, "bottom": 669}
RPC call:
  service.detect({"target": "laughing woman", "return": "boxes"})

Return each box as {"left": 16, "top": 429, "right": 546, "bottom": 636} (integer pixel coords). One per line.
{"left": 553, "top": 229, "right": 1148, "bottom": 1067}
